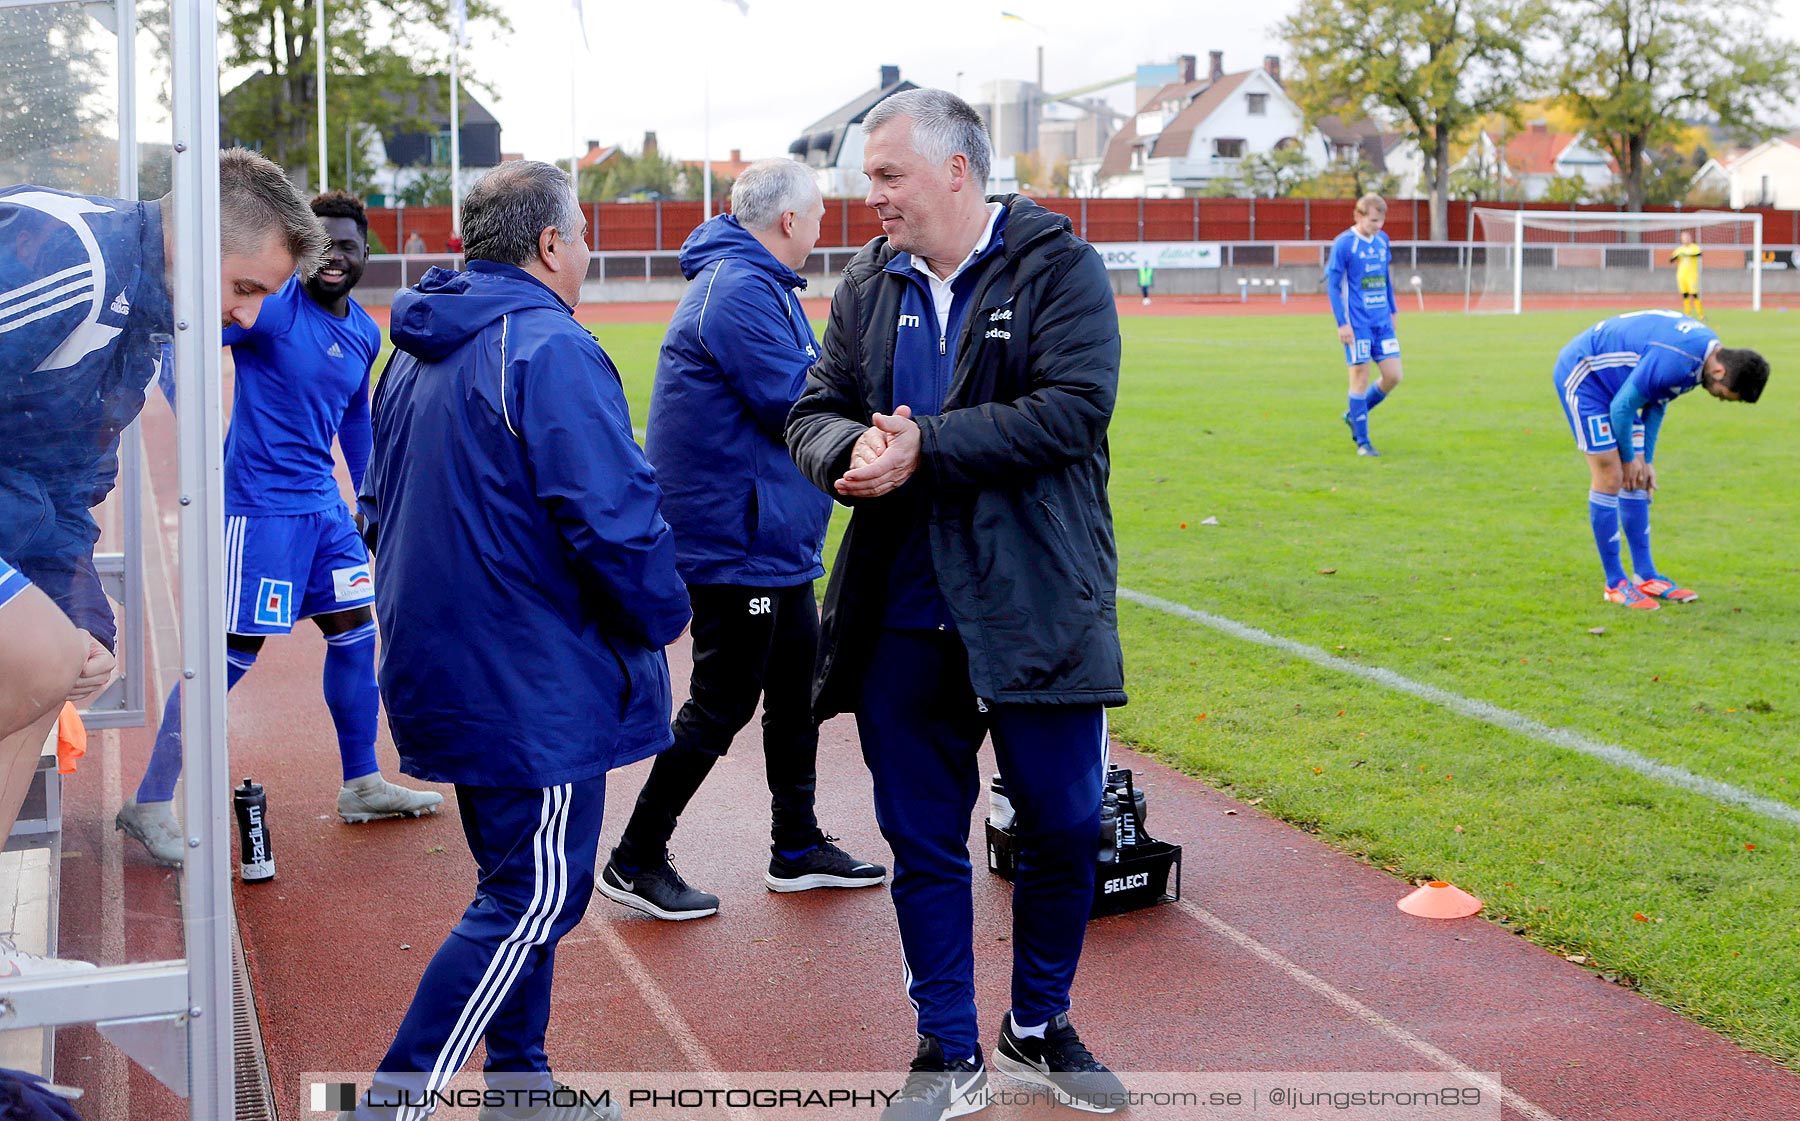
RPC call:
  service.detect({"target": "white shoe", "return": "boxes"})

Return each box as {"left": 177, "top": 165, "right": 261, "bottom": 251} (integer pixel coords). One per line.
{"left": 0, "top": 935, "right": 97, "bottom": 980}
{"left": 116, "top": 799, "right": 186, "bottom": 866}
{"left": 338, "top": 774, "right": 444, "bottom": 823}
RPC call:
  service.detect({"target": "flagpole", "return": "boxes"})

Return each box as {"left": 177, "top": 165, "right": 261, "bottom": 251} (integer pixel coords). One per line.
{"left": 703, "top": 72, "right": 712, "bottom": 218}
{"left": 316, "top": 0, "right": 327, "bottom": 192}
{"left": 449, "top": 38, "right": 462, "bottom": 236}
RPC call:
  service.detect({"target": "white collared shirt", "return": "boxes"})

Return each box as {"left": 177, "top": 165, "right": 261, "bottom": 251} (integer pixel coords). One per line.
{"left": 919, "top": 203, "right": 1004, "bottom": 340}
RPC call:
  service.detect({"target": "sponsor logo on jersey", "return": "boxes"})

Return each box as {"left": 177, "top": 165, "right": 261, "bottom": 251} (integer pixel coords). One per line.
{"left": 332, "top": 565, "right": 374, "bottom": 602}
{"left": 1379, "top": 337, "right": 1400, "bottom": 356}
{"left": 1586, "top": 415, "right": 1614, "bottom": 447}
{"left": 326, "top": 342, "right": 345, "bottom": 358}
{"left": 253, "top": 578, "right": 295, "bottom": 627}
{"left": 1351, "top": 339, "right": 1372, "bottom": 363}
{"left": 897, "top": 314, "right": 921, "bottom": 329}
{"left": 109, "top": 289, "right": 131, "bottom": 315}
{"left": 985, "top": 327, "right": 1011, "bottom": 340}
{"left": 748, "top": 595, "right": 773, "bottom": 616}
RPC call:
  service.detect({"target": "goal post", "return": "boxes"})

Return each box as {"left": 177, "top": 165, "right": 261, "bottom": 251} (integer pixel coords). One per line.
{"left": 1472, "top": 208, "right": 1764, "bottom": 315}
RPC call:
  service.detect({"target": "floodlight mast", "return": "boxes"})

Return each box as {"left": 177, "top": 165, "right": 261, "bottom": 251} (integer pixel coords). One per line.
{"left": 317, "top": 0, "right": 326, "bottom": 193}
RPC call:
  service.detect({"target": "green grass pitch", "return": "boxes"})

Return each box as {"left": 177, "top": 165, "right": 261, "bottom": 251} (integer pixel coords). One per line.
{"left": 588, "top": 305, "right": 1800, "bottom": 1064}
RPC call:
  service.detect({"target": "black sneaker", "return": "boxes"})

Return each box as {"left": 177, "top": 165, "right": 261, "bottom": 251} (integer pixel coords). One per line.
{"left": 597, "top": 852, "right": 719, "bottom": 920}
{"left": 765, "top": 836, "right": 887, "bottom": 892}
{"left": 993, "top": 1011, "right": 1126, "bottom": 1114}
{"left": 474, "top": 1081, "right": 622, "bottom": 1121}
{"left": 881, "top": 1036, "right": 989, "bottom": 1121}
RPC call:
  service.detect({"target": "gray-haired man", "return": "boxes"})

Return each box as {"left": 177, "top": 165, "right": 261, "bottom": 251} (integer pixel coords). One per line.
{"left": 598, "top": 158, "right": 885, "bottom": 922}
{"left": 346, "top": 161, "right": 688, "bottom": 1120}
{"left": 787, "top": 89, "right": 1127, "bottom": 1119}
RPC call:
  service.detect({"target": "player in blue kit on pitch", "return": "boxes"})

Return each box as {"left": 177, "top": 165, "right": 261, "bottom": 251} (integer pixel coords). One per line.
{"left": 1326, "top": 194, "right": 1404, "bottom": 456}
{"left": 116, "top": 192, "right": 441, "bottom": 866}
{"left": 1553, "top": 309, "right": 1767, "bottom": 610}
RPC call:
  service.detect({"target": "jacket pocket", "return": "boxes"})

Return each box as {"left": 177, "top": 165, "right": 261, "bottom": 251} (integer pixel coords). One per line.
{"left": 597, "top": 631, "right": 634, "bottom": 721}
{"left": 1037, "top": 499, "right": 1096, "bottom": 602}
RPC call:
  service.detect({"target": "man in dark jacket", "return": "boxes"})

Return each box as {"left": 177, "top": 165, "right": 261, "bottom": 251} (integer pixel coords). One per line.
{"left": 597, "top": 158, "right": 885, "bottom": 922}
{"left": 787, "top": 90, "right": 1127, "bottom": 1120}
{"left": 347, "top": 161, "right": 688, "bottom": 1121}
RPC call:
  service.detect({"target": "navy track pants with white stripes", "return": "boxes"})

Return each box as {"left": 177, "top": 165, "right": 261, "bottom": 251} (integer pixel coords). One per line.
{"left": 855, "top": 628, "right": 1106, "bottom": 1060}
{"left": 355, "top": 779, "right": 604, "bottom": 1119}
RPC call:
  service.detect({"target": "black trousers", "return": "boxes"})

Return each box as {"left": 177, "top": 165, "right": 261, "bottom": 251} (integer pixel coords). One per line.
{"left": 612, "top": 582, "right": 824, "bottom": 870}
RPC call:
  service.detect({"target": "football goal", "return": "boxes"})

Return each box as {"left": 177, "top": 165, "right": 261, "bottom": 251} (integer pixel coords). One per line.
{"left": 1471, "top": 208, "right": 1763, "bottom": 314}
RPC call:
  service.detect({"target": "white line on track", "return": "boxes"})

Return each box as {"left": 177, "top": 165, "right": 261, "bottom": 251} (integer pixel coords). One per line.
{"left": 1173, "top": 897, "right": 1565, "bottom": 1121}
{"left": 582, "top": 915, "right": 762, "bottom": 1121}
{"left": 1119, "top": 586, "right": 1800, "bottom": 830}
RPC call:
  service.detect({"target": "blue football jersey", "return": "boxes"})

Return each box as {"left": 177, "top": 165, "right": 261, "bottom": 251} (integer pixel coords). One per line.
{"left": 1566, "top": 309, "right": 1717, "bottom": 408}
{"left": 1326, "top": 228, "right": 1395, "bottom": 326}
{"left": 223, "top": 276, "right": 381, "bottom": 515}
{"left": 0, "top": 186, "right": 172, "bottom": 645}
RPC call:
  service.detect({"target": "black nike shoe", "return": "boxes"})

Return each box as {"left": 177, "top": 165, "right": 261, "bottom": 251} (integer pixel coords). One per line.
{"left": 764, "top": 836, "right": 887, "bottom": 892}
{"left": 597, "top": 852, "right": 719, "bottom": 920}
{"left": 993, "top": 1011, "right": 1126, "bottom": 1114}
{"left": 881, "top": 1036, "right": 989, "bottom": 1121}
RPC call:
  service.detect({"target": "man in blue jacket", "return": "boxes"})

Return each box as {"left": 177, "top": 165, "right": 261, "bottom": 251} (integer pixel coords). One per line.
{"left": 347, "top": 162, "right": 689, "bottom": 1121}
{"left": 788, "top": 90, "right": 1127, "bottom": 1120}
{"left": 597, "top": 159, "right": 885, "bottom": 922}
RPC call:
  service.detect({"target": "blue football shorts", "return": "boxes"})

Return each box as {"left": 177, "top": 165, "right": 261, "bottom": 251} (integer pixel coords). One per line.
{"left": 1343, "top": 318, "right": 1401, "bottom": 367}
{"left": 226, "top": 505, "right": 373, "bottom": 634}
{"left": 1553, "top": 344, "right": 1645, "bottom": 456}
{"left": 0, "top": 555, "right": 30, "bottom": 613}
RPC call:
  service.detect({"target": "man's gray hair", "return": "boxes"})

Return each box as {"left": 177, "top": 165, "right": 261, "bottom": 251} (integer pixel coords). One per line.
{"left": 462, "top": 161, "right": 585, "bottom": 267}
{"left": 862, "top": 88, "right": 992, "bottom": 190}
{"left": 730, "top": 159, "right": 820, "bottom": 231}
{"left": 220, "top": 147, "right": 328, "bottom": 278}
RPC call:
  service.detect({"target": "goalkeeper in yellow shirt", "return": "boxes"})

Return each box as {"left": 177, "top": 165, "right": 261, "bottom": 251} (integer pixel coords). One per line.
{"left": 1671, "top": 230, "right": 1702, "bottom": 319}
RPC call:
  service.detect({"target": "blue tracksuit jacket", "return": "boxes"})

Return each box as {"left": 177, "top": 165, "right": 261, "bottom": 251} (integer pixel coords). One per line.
{"left": 645, "top": 214, "right": 831, "bottom": 587}
{"left": 0, "top": 187, "right": 172, "bottom": 647}
{"left": 359, "top": 261, "right": 691, "bottom": 787}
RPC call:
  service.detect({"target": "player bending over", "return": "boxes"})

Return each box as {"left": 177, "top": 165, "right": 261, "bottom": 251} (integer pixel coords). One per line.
{"left": 1671, "top": 231, "right": 1703, "bottom": 320}
{"left": 1326, "top": 193, "right": 1404, "bottom": 457}
{"left": 117, "top": 192, "right": 441, "bottom": 867}
{"left": 1552, "top": 309, "right": 1767, "bottom": 610}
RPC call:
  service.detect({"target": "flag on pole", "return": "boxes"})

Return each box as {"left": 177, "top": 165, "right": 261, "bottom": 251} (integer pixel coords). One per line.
{"left": 572, "top": 0, "right": 590, "bottom": 49}
{"left": 451, "top": 0, "right": 469, "bottom": 47}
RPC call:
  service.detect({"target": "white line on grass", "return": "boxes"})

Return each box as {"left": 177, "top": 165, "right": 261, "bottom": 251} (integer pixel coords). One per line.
{"left": 1118, "top": 586, "right": 1800, "bottom": 830}
{"left": 1173, "top": 898, "right": 1565, "bottom": 1121}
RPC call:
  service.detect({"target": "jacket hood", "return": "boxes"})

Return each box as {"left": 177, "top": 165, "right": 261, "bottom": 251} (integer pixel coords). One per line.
{"left": 390, "top": 261, "right": 573, "bottom": 362}
{"left": 678, "top": 214, "right": 805, "bottom": 288}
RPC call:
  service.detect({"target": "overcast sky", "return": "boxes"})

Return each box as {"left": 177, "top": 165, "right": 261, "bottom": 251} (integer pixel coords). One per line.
{"left": 468, "top": 0, "right": 1304, "bottom": 166}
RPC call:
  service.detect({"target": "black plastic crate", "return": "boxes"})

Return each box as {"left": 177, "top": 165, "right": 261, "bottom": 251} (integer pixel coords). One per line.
{"left": 985, "top": 822, "right": 1181, "bottom": 919}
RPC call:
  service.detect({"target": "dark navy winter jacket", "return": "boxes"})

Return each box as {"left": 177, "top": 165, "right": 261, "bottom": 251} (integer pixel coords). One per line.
{"left": 359, "top": 261, "right": 691, "bottom": 787}
{"left": 0, "top": 187, "right": 172, "bottom": 649}
{"left": 645, "top": 214, "right": 832, "bottom": 587}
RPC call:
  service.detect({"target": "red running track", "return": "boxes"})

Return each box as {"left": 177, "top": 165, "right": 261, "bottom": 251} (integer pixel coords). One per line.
{"left": 47, "top": 332, "right": 1800, "bottom": 1121}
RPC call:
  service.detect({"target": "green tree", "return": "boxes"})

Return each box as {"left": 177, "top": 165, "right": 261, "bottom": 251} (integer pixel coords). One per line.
{"left": 1214, "top": 146, "right": 1315, "bottom": 198}
{"left": 0, "top": 4, "right": 107, "bottom": 189}
{"left": 1551, "top": 0, "right": 1799, "bottom": 211}
{"left": 1295, "top": 158, "right": 1404, "bottom": 199}
{"left": 1282, "top": 0, "right": 1543, "bottom": 239}
{"left": 396, "top": 166, "right": 452, "bottom": 207}
{"left": 219, "top": 0, "right": 508, "bottom": 190}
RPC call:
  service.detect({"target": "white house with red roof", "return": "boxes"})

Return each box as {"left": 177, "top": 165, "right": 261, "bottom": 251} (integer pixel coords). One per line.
{"left": 1458, "top": 121, "right": 1621, "bottom": 200}
{"left": 1072, "top": 52, "right": 1327, "bottom": 197}
{"left": 1692, "top": 133, "right": 1800, "bottom": 208}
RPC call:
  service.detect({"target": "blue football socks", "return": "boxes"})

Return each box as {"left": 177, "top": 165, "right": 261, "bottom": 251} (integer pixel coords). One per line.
{"left": 322, "top": 621, "right": 381, "bottom": 782}
{"left": 1365, "top": 383, "right": 1388, "bottom": 412}
{"left": 136, "top": 648, "right": 256, "bottom": 804}
{"left": 1588, "top": 490, "right": 1627, "bottom": 587}
{"left": 1618, "top": 489, "right": 1657, "bottom": 581}
{"left": 1347, "top": 390, "right": 1371, "bottom": 446}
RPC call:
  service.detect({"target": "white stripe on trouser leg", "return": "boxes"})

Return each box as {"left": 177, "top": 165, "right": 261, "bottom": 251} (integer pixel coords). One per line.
{"left": 224, "top": 517, "right": 242, "bottom": 629}
{"left": 409, "top": 785, "right": 571, "bottom": 1120}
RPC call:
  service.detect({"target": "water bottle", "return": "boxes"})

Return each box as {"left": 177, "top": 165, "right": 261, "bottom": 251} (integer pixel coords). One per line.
{"left": 1098, "top": 791, "right": 1120, "bottom": 864}
{"left": 234, "top": 777, "right": 276, "bottom": 883}
{"left": 988, "top": 774, "right": 1015, "bottom": 831}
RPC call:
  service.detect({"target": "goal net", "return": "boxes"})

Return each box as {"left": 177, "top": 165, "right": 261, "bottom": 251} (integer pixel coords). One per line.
{"left": 1471, "top": 208, "right": 1764, "bottom": 314}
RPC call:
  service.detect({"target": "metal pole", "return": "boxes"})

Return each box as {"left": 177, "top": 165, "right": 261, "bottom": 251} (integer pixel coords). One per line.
{"left": 703, "top": 72, "right": 712, "bottom": 217}
{"left": 1513, "top": 209, "right": 1524, "bottom": 315}
{"left": 316, "top": 0, "right": 326, "bottom": 192}
{"left": 1753, "top": 213, "right": 1763, "bottom": 311}
{"left": 449, "top": 42, "right": 462, "bottom": 236}
{"left": 170, "top": 0, "right": 233, "bottom": 1114}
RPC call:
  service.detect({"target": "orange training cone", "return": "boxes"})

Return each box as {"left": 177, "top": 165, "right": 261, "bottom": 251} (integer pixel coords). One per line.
{"left": 1397, "top": 880, "right": 1482, "bottom": 919}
